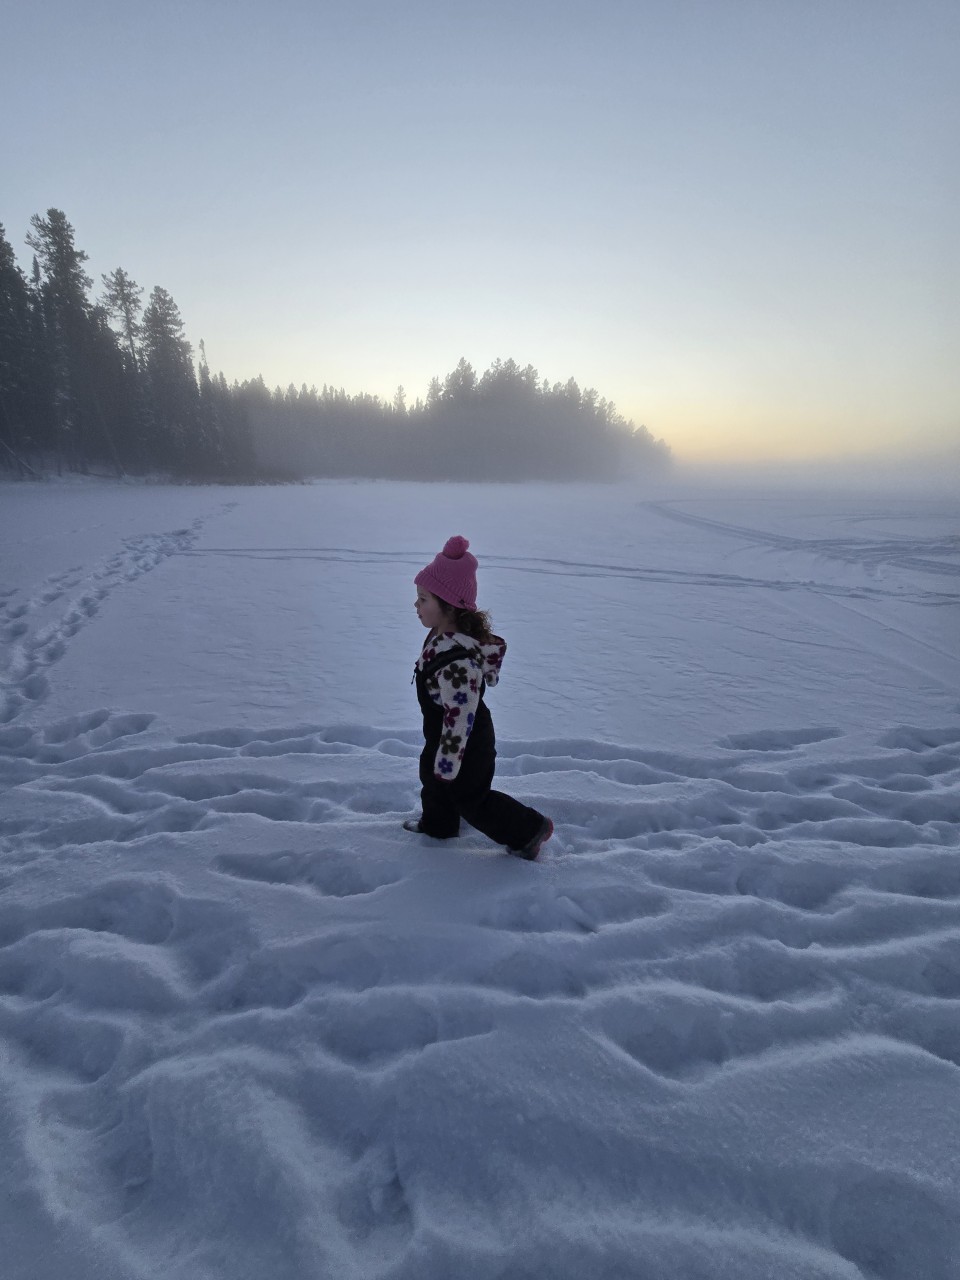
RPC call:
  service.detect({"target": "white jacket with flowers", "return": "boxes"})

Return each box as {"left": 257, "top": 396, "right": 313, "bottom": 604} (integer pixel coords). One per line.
{"left": 416, "top": 629, "right": 507, "bottom": 781}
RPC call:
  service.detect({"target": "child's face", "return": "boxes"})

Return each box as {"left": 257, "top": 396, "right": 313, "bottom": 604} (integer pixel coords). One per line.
{"left": 415, "top": 588, "right": 451, "bottom": 632}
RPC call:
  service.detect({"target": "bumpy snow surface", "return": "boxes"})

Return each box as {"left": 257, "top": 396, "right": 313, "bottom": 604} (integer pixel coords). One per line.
{"left": 1, "top": 479, "right": 959, "bottom": 1280}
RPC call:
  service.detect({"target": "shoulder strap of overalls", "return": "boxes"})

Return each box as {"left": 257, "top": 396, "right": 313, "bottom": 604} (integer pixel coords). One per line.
{"left": 418, "top": 645, "right": 475, "bottom": 682}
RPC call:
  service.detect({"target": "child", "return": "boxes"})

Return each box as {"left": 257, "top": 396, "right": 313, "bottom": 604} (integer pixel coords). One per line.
{"left": 404, "top": 535, "right": 554, "bottom": 860}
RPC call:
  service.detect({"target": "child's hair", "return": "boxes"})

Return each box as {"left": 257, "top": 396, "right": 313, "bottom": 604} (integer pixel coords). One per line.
{"left": 441, "top": 601, "right": 494, "bottom": 643}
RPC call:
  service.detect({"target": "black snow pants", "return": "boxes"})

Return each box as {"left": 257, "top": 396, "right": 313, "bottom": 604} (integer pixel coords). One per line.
{"left": 415, "top": 650, "right": 544, "bottom": 849}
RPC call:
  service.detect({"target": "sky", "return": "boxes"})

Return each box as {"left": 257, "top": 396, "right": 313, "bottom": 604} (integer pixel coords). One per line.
{"left": 3, "top": 0, "right": 958, "bottom": 467}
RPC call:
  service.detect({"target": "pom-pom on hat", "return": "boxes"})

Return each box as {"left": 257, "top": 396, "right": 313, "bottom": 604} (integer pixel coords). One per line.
{"left": 415, "top": 535, "right": 479, "bottom": 611}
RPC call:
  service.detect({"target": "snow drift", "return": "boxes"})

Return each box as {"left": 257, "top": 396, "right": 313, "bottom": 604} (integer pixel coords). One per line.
{"left": 1, "top": 479, "right": 958, "bottom": 1279}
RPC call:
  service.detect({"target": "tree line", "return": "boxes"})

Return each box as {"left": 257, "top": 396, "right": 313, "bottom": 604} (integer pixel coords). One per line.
{"left": 0, "top": 209, "right": 671, "bottom": 483}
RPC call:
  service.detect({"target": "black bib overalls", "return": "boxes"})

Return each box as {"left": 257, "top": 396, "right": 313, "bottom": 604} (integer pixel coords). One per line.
{"left": 415, "top": 647, "right": 544, "bottom": 849}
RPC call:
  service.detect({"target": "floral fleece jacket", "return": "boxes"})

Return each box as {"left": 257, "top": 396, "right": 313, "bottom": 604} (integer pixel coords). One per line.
{"left": 416, "top": 629, "right": 507, "bottom": 782}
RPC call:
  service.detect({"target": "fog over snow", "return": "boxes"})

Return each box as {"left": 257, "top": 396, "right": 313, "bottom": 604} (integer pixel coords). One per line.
{"left": 1, "top": 477, "right": 959, "bottom": 1279}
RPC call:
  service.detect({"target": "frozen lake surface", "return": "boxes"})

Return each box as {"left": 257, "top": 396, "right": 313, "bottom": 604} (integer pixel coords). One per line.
{"left": 1, "top": 478, "right": 958, "bottom": 1279}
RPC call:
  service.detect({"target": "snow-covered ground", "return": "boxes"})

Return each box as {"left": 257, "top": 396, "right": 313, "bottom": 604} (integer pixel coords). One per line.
{"left": 1, "top": 478, "right": 958, "bottom": 1280}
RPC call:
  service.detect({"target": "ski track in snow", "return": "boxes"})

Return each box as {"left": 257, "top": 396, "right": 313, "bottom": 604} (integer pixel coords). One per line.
{"left": 645, "top": 501, "right": 960, "bottom": 581}
{"left": 1, "top": 706, "right": 959, "bottom": 1279}
{"left": 181, "top": 543, "right": 960, "bottom": 604}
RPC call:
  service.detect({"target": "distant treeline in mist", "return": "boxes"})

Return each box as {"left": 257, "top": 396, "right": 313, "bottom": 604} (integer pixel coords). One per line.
{"left": 0, "top": 209, "right": 671, "bottom": 483}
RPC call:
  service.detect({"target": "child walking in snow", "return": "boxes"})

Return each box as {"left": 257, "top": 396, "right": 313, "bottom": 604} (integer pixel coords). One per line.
{"left": 404, "top": 535, "right": 554, "bottom": 860}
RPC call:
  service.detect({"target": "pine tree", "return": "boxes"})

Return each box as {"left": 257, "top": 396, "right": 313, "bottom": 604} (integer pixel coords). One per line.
{"left": 24, "top": 255, "right": 57, "bottom": 460}
{"left": 0, "top": 224, "right": 37, "bottom": 472}
{"left": 25, "top": 209, "right": 125, "bottom": 474}
{"left": 25, "top": 209, "right": 94, "bottom": 469}
{"left": 425, "top": 376, "right": 442, "bottom": 411}
{"left": 100, "top": 267, "right": 143, "bottom": 366}
{"left": 140, "top": 285, "right": 198, "bottom": 472}
{"left": 98, "top": 268, "right": 149, "bottom": 469}
{"left": 442, "top": 356, "right": 476, "bottom": 402}
{"left": 196, "top": 339, "right": 225, "bottom": 474}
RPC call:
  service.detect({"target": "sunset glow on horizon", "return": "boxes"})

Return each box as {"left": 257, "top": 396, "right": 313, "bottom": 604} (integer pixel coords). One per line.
{"left": 3, "top": 0, "right": 957, "bottom": 471}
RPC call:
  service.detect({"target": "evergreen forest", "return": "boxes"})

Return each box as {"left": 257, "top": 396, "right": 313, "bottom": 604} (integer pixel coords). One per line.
{"left": 0, "top": 210, "right": 671, "bottom": 484}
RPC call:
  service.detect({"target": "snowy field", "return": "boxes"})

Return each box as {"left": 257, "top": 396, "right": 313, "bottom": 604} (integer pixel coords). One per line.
{"left": 1, "top": 477, "right": 959, "bottom": 1280}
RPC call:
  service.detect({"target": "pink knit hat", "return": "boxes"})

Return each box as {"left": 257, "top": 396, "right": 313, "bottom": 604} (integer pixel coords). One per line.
{"left": 415, "top": 535, "right": 479, "bottom": 611}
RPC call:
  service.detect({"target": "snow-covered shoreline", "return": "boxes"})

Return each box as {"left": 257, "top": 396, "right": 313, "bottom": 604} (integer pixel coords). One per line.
{"left": 2, "top": 480, "right": 958, "bottom": 1278}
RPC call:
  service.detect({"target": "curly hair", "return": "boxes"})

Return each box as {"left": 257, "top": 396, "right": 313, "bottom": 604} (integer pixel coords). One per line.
{"left": 438, "top": 600, "right": 494, "bottom": 643}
